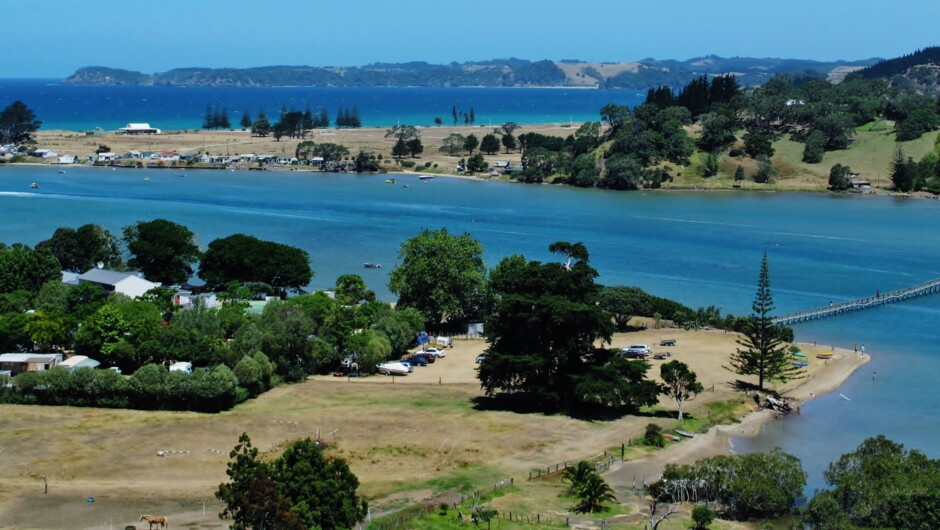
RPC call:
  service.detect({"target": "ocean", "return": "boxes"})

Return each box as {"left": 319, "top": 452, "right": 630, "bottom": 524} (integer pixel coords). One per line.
{"left": 0, "top": 79, "right": 646, "bottom": 131}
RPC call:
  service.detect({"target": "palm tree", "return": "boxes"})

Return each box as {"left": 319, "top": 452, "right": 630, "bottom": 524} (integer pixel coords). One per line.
{"left": 561, "top": 461, "right": 594, "bottom": 496}
{"left": 575, "top": 474, "right": 616, "bottom": 513}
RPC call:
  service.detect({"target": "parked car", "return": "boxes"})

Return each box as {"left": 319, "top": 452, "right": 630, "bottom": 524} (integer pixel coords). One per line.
{"left": 399, "top": 361, "right": 414, "bottom": 372}
{"left": 414, "top": 352, "right": 435, "bottom": 364}
{"left": 403, "top": 355, "right": 428, "bottom": 367}
{"left": 420, "top": 347, "right": 446, "bottom": 358}
{"left": 475, "top": 354, "right": 486, "bottom": 363}
{"left": 620, "top": 344, "right": 651, "bottom": 359}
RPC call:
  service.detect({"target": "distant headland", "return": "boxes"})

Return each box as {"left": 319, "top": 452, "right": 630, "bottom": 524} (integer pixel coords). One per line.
{"left": 63, "top": 55, "right": 879, "bottom": 89}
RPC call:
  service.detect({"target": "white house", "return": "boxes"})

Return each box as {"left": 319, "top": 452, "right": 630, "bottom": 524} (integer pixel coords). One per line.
{"left": 118, "top": 123, "right": 161, "bottom": 135}
{"left": 0, "top": 353, "right": 63, "bottom": 375}
{"left": 77, "top": 268, "right": 161, "bottom": 299}
{"left": 32, "top": 149, "right": 58, "bottom": 158}
{"left": 159, "top": 151, "right": 180, "bottom": 162}
{"left": 55, "top": 155, "right": 77, "bottom": 164}
{"left": 97, "top": 152, "right": 117, "bottom": 162}
{"left": 173, "top": 289, "right": 219, "bottom": 309}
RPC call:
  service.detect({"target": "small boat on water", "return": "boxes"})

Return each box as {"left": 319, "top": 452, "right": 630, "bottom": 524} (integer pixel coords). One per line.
{"left": 30, "top": 182, "right": 38, "bottom": 189}
{"left": 363, "top": 262, "right": 382, "bottom": 269}
{"left": 676, "top": 430, "right": 694, "bottom": 439}
{"left": 385, "top": 178, "right": 396, "bottom": 184}
{"left": 57, "top": 170, "right": 65, "bottom": 174}
{"left": 418, "top": 175, "right": 434, "bottom": 180}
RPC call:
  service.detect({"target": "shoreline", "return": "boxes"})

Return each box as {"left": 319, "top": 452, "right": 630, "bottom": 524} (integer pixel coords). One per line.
{"left": 608, "top": 346, "right": 870, "bottom": 484}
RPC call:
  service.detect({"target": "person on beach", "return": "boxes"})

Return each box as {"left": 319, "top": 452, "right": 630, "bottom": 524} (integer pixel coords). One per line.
{"left": 854, "top": 343, "right": 858, "bottom": 353}
{"left": 861, "top": 345, "right": 866, "bottom": 355}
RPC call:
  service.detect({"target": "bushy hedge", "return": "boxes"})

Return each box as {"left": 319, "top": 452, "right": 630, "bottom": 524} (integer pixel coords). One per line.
{"left": 0, "top": 364, "right": 242, "bottom": 412}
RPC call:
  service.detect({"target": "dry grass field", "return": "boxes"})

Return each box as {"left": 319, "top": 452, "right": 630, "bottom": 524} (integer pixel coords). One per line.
{"left": 0, "top": 328, "right": 859, "bottom": 529}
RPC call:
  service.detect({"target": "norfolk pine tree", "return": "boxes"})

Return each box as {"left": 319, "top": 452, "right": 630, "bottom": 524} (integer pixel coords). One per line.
{"left": 727, "top": 251, "right": 803, "bottom": 390}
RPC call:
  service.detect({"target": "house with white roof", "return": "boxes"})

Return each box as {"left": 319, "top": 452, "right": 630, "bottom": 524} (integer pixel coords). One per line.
{"left": 77, "top": 268, "right": 161, "bottom": 299}
{"left": 0, "top": 353, "right": 63, "bottom": 375}
{"left": 32, "top": 149, "right": 58, "bottom": 158}
{"left": 55, "top": 155, "right": 77, "bottom": 164}
{"left": 119, "top": 123, "right": 161, "bottom": 135}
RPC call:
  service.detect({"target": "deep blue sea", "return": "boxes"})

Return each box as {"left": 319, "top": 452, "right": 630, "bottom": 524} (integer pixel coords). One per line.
{"left": 0, "top": 79, "right": 646, "bottom": 131}
{"left": 1, "top": 164, "right": 938, "bottom": 494}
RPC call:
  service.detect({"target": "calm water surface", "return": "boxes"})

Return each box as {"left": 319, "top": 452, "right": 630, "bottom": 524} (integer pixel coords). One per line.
{"left": 1, "top": 164, "right": 939, "bottom": 493}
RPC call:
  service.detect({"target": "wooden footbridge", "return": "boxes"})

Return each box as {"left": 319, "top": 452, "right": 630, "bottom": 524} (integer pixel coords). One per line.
{"left": 773, "top": 277, "right": 940, "bottom": 326}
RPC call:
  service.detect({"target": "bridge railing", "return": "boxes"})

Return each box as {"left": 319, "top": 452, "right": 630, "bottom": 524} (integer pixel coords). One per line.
{"left": 773, "top": 277, "right": 940, "bottom": 325}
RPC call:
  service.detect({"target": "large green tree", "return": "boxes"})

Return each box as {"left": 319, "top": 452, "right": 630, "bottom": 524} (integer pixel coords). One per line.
{"left": 0, "top": 243, "right": 61, "bottom": 293}
{"left": 198, "top": 234, "right": 312, "bottom": 294}
{"left": 0, "top": 101, "right": 42, "bottom": 144}
{"left": 123, "top": 219, "right": 201, "bottom": 285}
{"left": 217, "top": 433, "right": 367, "bottom": 530}
{"left": 727, "top": 251, "right": 802, "bottom": 390}
{"left": 652, "top": 449, "right": 806, "bottom": 521}
{"left": 388, "top": 228, "right": 486, "bottom": 328}
{"left": 478, "top": 242, "right": 659, "bottom": 412}
{"left": 40, "top": 224, "right": 123, "bottom": 273}
{"left": 596, "top": 285, "right": 652, "bottom": 330}
{"left": 808, "top": 435, "right": 940, "bottom": 529}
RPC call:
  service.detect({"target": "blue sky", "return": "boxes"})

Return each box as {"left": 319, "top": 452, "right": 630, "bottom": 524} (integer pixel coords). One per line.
{"left": 11, "top": 0, "right": 940, "bottom": 77}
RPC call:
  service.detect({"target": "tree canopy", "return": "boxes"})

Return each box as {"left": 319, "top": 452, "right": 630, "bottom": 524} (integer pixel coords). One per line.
{"left": 478, "top": 242, "right": 659, "bottom": 413}
{"left": 388, "top": 228, "right": 486, "bottom": 328}
{"left": 123, "top": 219, "right": 201, "bottom": 285}
{"left": 39, "top": 224, "right": 123, "bottom": 273}
{"left": 727, "top": 251, "right": 802, "bottom": 390}
{"left": 0, "top": 101, "right": 42, "bottom": 144}
{"left": 217, "top": 433, "right": 367, "bottom": 530}
{"left": 198, "top": 234, "right": 312, "bottom": 294}
{"left": 806, "top": 435, "right": 940, "bottom": 529}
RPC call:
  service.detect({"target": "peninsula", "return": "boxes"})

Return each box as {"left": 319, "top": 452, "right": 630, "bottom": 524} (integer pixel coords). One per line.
{"left": 63, "top": 54, "right": 878, "bottom": 89}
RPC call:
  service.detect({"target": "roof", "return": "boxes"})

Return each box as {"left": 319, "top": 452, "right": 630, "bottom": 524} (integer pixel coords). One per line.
{"left": 78, "top": 268, "right": 141, "bottom": 285}
{"left": 60, "top": 355, "right": 100, "bottom": 369}
{"left": 61, "top": 270, "right": 81, "bottom": 285}
{"left": 0, "top": 353, "right": 61, "bottom": 363}
{"left": 122, "top": 123, "right": 155, "bottom": 129}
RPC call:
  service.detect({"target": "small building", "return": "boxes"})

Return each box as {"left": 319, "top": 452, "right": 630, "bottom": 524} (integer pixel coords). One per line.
{"left": 32, "top": 149, "right": 58, "bottom": 158}
{"left": 55, "top": 155, "right": 77, "bottom": 164}
{"left": 77, "top": 268, "right": 161, "bottom": 299}
{"left": 59, "top": 355, "right": 101, "bottom": 371}
{"left": 121, "top": 151, "right": 142, "bottom": 160}
{"left": 159, "top": 151, "right": 180, "bottom": 162}
{"left": 97, "top": 152, "right": 117, "bottom": 162}
{"left": 61, "top": 270, "right": 81, "bottom": 286}
{"left": 119, "top": 123, "right": 161, "bottom": 135}
{"left": 0, "top": 353, "right": 63, "bottom": 375}
{"left": 173, "top": 289, "right": 219, "bottom": 309}
{"left": 85, "top": 127, "right": 107, "bottom": 137}
{"left": 492, "top": 161, "right": 510, "bottom": 169}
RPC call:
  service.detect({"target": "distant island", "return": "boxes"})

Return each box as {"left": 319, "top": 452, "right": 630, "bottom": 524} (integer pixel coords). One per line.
{"left": 63, "top": 55, "right": 879, "bottom": 89}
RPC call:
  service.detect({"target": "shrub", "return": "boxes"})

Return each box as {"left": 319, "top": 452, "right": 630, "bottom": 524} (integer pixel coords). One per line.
{"left": 401, "top": 160, "right": 416, "bottom": 168}
{"left": 644, "top": 423, "right": 665, "bottom": 447}
{"left": 691, "top": 504, "right": 715, "bottom": 529}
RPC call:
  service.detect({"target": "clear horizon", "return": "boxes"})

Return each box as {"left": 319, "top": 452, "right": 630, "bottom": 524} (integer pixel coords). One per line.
{"left": 8, "top": 0, "right": 940, "bottom": 78}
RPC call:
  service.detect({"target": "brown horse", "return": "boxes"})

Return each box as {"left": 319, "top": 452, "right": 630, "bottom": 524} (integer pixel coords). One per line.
{"left": 139, "top": 514, "right": 167, "bottom": 530}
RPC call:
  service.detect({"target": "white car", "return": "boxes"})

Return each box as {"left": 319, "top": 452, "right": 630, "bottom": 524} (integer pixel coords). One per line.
{"left": 420, "top": 347, "right": 446, "bottom": 358}
{"left": 620, "top": 344, "right": 651, "bottom": 359}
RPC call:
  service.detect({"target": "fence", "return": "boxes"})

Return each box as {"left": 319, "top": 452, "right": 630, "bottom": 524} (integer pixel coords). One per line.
{"left": 528, "top": 448, "right": 622, "bottom": 480}
{"left": 365, "top": 478, "right": 515, "bottom": 530}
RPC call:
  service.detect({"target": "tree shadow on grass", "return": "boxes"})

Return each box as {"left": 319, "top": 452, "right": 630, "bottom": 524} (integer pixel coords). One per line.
{"left": 730, "top": 379, "right": 781, "bottom": 398}
{"left": 471, "top": 394, "right": 648, "bottom": 421}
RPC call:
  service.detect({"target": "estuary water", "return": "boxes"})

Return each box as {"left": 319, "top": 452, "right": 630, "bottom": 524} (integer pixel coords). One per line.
{"left": 0, "top": 79, "right": 645, "bottom": 131}
{"left": 2, "top": 164, "right": 939, "bottom": 493}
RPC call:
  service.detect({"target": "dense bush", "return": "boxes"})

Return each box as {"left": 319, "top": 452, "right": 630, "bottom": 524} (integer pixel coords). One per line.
{"left": 0, "top": 364, "right": 242, "bottom": 412}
